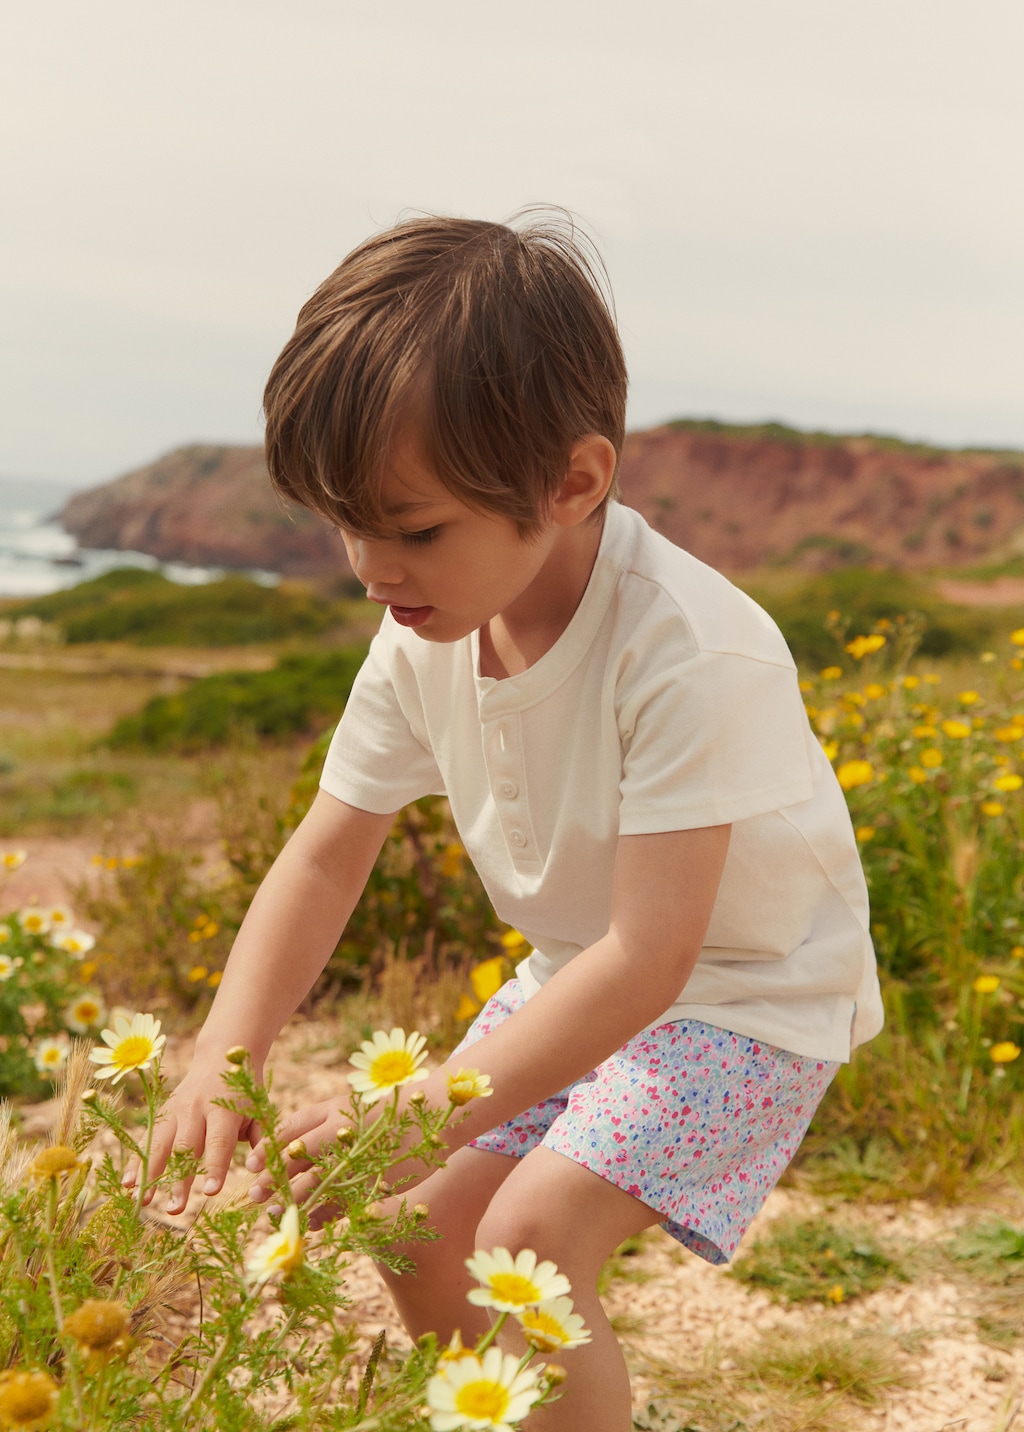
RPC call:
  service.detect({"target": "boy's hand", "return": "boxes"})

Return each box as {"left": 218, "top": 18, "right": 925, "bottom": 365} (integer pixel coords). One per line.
{"left": 125, "top": 1059, "right": 260, "bottom": 1215}
{"left": 245, "top": 1098, "right": 352, "bottom": 1211}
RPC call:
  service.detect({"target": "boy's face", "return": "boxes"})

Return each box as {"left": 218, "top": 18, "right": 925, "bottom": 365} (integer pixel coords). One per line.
{"left": 338, "top": 429, "right": 565, "bottom": 647}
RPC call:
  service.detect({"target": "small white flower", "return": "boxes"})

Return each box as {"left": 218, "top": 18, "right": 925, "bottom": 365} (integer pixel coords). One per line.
{"left": 88, "top": 1012, "right": 166, "bottom": 1082}
{"left": 247, "top": 1204, "right": 303, "bottom": 1285}
{"left": 516, "top": 1295, "right": 592, "bottom": 1352}
{"left": 347, "top": 1027, "right": 429, "bottom": 1105}
{"left": 1, "top": 850, "right": 27, "bottom": 870}
{"left": 426, "top": 1346, "right": 543, "bottom": 1431}
{"left": 34, "top": 1035, "right": 71, "bottom": 1076}
{"left": 43, "top": 905, "right": 74, "bottom": 930}
{"left": 0, "top": 953, "right": 22, "bottom": 981}
{"left": 65, "top": 991, "right": 106, "bottom": 1034}
{"left": 55, "top": 929, "right": 96, "bottom": 957}
{"left": 17, "top": 907, "right": 52, "bottom": 936}
{"left": 465, "top": 1248, "right": 571, "bottom": 1313}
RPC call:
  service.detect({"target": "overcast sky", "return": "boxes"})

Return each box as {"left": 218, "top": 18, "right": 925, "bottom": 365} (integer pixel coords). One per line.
{"left": 2, "top": 0, "right": 1022, "bottom": 490}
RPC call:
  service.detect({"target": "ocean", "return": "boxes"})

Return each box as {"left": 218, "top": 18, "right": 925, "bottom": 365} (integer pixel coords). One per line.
{"left": 0, "top": 477, "right": 270, "bottom": 599}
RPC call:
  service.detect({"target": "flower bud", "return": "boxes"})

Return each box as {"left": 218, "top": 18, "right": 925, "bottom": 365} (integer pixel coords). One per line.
{"left": 543, "top": 1363, "right": 568, "bottom": 1386}
{"left": 224, "top": 1045, "right": 249, "bottom": 1066}
{"left": 408, "top": 1090, "right": 428, "bottom": 1107}
{"left": 286, "top": 1139, "right": 308, "bottom": 1161}
{"left": 413, "top": 1203, "right": 430, "bottom": 1220}
{"left": 334, "top": 1124, "right": 356, "bottom": 1146}
{"left": 363, "top": 1201, "right": 386, "bottom": 1220}
{"left": 81, "top": 1088, "right": 99, "bottom": 1104}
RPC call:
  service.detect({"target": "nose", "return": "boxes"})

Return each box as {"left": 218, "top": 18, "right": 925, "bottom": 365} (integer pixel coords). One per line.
{"left": 343, "top": 534, "right": 405, "bottom": 590}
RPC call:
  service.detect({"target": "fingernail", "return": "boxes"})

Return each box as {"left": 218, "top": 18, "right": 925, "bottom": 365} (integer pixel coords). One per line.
{"left": 267, "top": 1204, "right": 282, "bottom": 1220}
{"left": 249, "top": 1184, "right": 267, "bottom": 1203}
{"left": 203, "top": 1177, "right": 219, "bottom": 1195}
{"left": 245, "top": 1154, "right": 258, "bottom": 1171}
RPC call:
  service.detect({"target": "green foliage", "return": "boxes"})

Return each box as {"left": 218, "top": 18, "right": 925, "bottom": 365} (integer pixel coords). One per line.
{"left": 106, "top": 648, "right": 367, "bottom": 750}
{"left": 12, "top": 568, "right": 344, "bottom": 646}
{"left": 0, "top": 903, "right": 105, "bottom": 1099}
{"left": 739, "top": 568, "right": 1012, "bottom": 667}
{"left": 729, "top": 1217, "right": 906, "bottom": 1305}
{"left": 0, "top": 1043, "right": 569, "bottom": 1429}
{"left": 0, "top": 766, "right": 137, "bottom": 836}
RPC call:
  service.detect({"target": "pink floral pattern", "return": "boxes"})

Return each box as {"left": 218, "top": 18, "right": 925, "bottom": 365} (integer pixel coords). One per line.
{"left": 455, "top": 979, "right": 838, "bottom": 1265}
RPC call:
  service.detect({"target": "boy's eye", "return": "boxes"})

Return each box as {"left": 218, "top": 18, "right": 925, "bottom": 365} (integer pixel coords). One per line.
{"left": 399, "top": 526, "right": 441, "bottom": 547}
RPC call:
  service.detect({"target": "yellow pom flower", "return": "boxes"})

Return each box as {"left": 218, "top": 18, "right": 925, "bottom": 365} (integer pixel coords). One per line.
{"left": 0, "top": 1368, "right": 59, "bottom": 1428}
{"left": 446, "top": 1067, "right": 494, "bottom": 1107}
{"left": 973, "top": 975, "right": 1000, "bottom": 994}
{"left": 920, "top": 749, "right": 943, "bottom": 768}
{"left": 990, "top": 1042, "right": 1020, "bottom": 1063}
{"left": 845, "top": 634, "right": 886, "bottom": 659}
{"left": 1011, "top": 946, "right": 1024, "bottom": 960}
{"left": 187, "top": 965, "right": 209, "bottom": 982}
{"left": 247, "top": 1204, "right": 304, "bottom": 1285}
{"left": 470, "top": 955, "right": 506, "bottom": 1004}
{"left": 820, "top": 666, "right": 843, "bottom": 680}
{"left": 941, "top": 719, "right": 971, "bottom": 739}
{"left": 913, "top": 724, "right": 937, "bottom": 738}
{"left": 836, "top": 760, "right": 874, "bottom": 791}
{"left": 88, "top": 1013, "right": 166, "bottom": 1083}
{"left": 959, "top": 690, "right": 980, "bottom": 706}
{"left": 863, "top": 683, "right": 886, "bottom": 701}
{"left": 822, "top": 740, "right": 839, "bottom": 761}
{"left": 826, "top": 1285, "right": 846, "bottom": 1304}
{"left": 993, "top": 773, "right": 1023, "bottom": 793}
{"left": 855, "top": 826, "right": 876, "bottom": 843}
{"left": 454, "top": 993, "right": 480, "bottom": 1021}
{"left": 347, "top": 1027, "right": 429, "bottom": 1105}
{"left": 1010, "top": 629, "right": 1024, "bottom": 646}
{"left": 28, "top": 1146, "right": 82, "bottom": 1182}
{"left": 426, "top": 1347, "right": 543, "bottom": 1431}
{"left": 63, "top": 1300, "right": 132, "bottom": 1364}
{"left": 995, "top": 725, "right": 1024, "bottom": 742}
{"left": 499, "top": 929, "right": 528, "bottom": 952}
{"left": 908, "top": 767, "right": 928, "bottom": 783}
{"left": 465, "top": 1248, "right": 571, "bottom": 1312}
{"left": 981, "top": 801, "right": 1005, "bottom": 817}
{"left": 902, "top": 675, "right": 920, "bottom": 690}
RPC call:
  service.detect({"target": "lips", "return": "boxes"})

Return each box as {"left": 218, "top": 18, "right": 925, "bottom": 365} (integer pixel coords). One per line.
{"left": 388, "top": 605, "right": 434, "bottom": 629}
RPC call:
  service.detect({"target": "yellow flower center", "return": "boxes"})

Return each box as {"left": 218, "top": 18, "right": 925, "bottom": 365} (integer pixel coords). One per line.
{"left": 76, "top": 1001, "right": 101, "bottom": 1022}
{"left": 29, "top": 1146, "right": 81, "bottom": 1180}
{"left": 456, "top": 1380, "right": 510, "bottom": 1421}
{"left": 0, "top": 1369, "right": 58, "bottom": 1423}
{"left": 63, "top": 1300, "right": 130, "bottom": 1350}
{"left": 488, "top": 1272, "right": 540, "bottom": 1306}
{"left": 112, "top": 1035, "right": 155, "bottom": 1070}
{"left": 369, "top": 1050, "right": 417, "bottom": 1086}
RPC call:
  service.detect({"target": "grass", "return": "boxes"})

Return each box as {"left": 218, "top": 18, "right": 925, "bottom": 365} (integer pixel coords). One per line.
{"left": 727, "top": 1215, "right": 907, "bottom": 1305}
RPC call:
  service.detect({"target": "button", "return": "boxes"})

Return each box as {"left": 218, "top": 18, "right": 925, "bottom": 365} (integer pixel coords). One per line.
{"left": 508, "top": 828, "right": 527, "bottom": 848}
{"left": 499, "top": 780, "right": 518, "bottom": 799}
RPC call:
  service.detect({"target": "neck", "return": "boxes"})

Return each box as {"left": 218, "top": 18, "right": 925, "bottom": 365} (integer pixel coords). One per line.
{"left": 479, "top": 515, "right": 605, "bottom": 679}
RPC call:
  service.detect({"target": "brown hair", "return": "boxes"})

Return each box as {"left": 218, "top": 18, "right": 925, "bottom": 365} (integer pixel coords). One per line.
{"left": 263, "top": 212, "right": 627, "bottom": 536}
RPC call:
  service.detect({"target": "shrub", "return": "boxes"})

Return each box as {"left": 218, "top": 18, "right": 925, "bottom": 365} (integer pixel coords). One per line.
{"left": 12, "top": 568, "right": 345, "bottom": 646}
{"left": 106, "top": 648, "right": 367, "bottom": 750}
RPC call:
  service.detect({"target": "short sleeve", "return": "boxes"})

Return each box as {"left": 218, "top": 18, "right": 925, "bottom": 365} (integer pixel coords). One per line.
{"left": 617, "top": 650, "right": 815, "bottom": 833}
{"left": 319, "top": 627, "right": 446, "bottom": 813}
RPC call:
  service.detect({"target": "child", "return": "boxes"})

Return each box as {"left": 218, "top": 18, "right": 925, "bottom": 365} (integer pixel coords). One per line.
{"left": 142, "top": 214, "right": 883, "bottom": 1431}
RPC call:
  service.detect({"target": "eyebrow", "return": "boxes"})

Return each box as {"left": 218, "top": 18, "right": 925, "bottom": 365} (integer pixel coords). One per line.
{"left": 380, "top": 498, "right": 444, "bottom": 517}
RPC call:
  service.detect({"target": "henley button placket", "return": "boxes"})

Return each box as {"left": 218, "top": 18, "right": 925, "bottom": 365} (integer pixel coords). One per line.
{"left": 480, "top": 712, "right": 541, "bottom": 871}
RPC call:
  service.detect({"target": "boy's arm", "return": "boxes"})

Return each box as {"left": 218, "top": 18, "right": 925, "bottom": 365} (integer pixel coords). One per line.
{"left": 249, "top": 822, "right": 731, "bottom": 1200}
{"left": 140, "top": 790, "right": 396, "bottom": 1212}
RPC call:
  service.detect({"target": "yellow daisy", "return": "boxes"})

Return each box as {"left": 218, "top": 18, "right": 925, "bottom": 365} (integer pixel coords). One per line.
{"left": 446, "top": 1068, "right": 494, "bottom": 1107}
{"left": 347, "top": 1027, "right": 429, "bottom": 1105}
{"left": 88, "top": 1012, "right": 166, "bottom": 1083}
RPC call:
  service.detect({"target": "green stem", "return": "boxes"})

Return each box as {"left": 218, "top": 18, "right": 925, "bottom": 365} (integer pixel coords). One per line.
{"left": 135, "top": 1069, "right": 157, "bottom": 1213}
{"left": 42, "top": 1179, "right": 85, "bottom": 1414}
{"left": 474, "top": 1309, "right": 508, "bottom": 1356}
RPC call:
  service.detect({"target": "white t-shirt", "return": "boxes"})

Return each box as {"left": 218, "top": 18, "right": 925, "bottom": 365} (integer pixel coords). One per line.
{"left": 320, "top": 502, "right": 883, "bottom": 1062}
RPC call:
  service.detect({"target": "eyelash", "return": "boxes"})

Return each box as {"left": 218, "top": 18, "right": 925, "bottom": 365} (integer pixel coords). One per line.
{"left": 399, "top": 527, "right": 441, "bottom": 547}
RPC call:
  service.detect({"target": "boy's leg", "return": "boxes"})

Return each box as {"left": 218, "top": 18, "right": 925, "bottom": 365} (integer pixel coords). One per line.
{"left": 475, "top": 1145, "right": 663, "bottom": 1432}
{"left": 377, "top": 1144, "right": 518, "bottom": 1343}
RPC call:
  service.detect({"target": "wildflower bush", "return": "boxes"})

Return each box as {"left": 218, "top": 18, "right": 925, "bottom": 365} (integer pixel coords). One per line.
{"left": 0, "top": 860, "right": 106, "bottom": 1100}
{"left": 799, "top": 618, "right": 1024, "bottom": 1197}
{"left": 0, "top": 1025, "right": 586, "bottom": 1430}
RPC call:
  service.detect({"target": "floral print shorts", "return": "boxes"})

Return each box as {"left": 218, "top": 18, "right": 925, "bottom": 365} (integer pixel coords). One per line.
{"left": 453, "top": 979, "right": 839, "bottom": 1266}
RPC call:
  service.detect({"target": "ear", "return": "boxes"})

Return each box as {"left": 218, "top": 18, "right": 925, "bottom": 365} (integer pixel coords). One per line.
{"left": 551, "top": 435, "right": 617, "bottom": 528}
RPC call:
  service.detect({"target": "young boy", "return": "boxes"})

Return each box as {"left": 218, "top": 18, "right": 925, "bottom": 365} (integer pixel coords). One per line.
{"left": 144, "top": 215, "right": 882, "bottom": 1432}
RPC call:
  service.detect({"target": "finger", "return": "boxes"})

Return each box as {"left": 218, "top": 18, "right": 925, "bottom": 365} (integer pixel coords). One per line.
{"left": 199, "top": 1108, "right": 247, "bottom": 1196}
{"left": 247, "top": 1144, "right": 316, "bottom": 1203}
{"left": 126, "top": 1110, "right": 178, "bottom": 1190}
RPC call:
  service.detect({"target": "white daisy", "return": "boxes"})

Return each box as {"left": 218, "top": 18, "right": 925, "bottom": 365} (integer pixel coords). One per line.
{"left": 347, "top": 1027, "right": 429, "bottom": 1105}
{"left": 426, "top": 1346, "right": 543, "bottom": 1432}
{"left": 17, "top": 907, "right": 52, "bottom": 937}
{"left": 0, "top": 953, "right": 21, "bottom": 981}
{"left": 88, "top": 1012, "right": 166, "bottom": 1083}
{"left": 247, "top": 1204, "right": 304, "bottom": 1285}
{"left": 465, "top": 1248, "right": 571, "bottom": 1313}
{"left": 65, "top": 991, "right": 106, "bottom": 1034}
{"left": 516, "top": 1295, "right": 592, "bottom": 1352}
{"left": 34, "top": 1035, "right": 71, "bottom": 1076}
{"left": 55, "top": 929, "right": 96, "bottom": 957}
